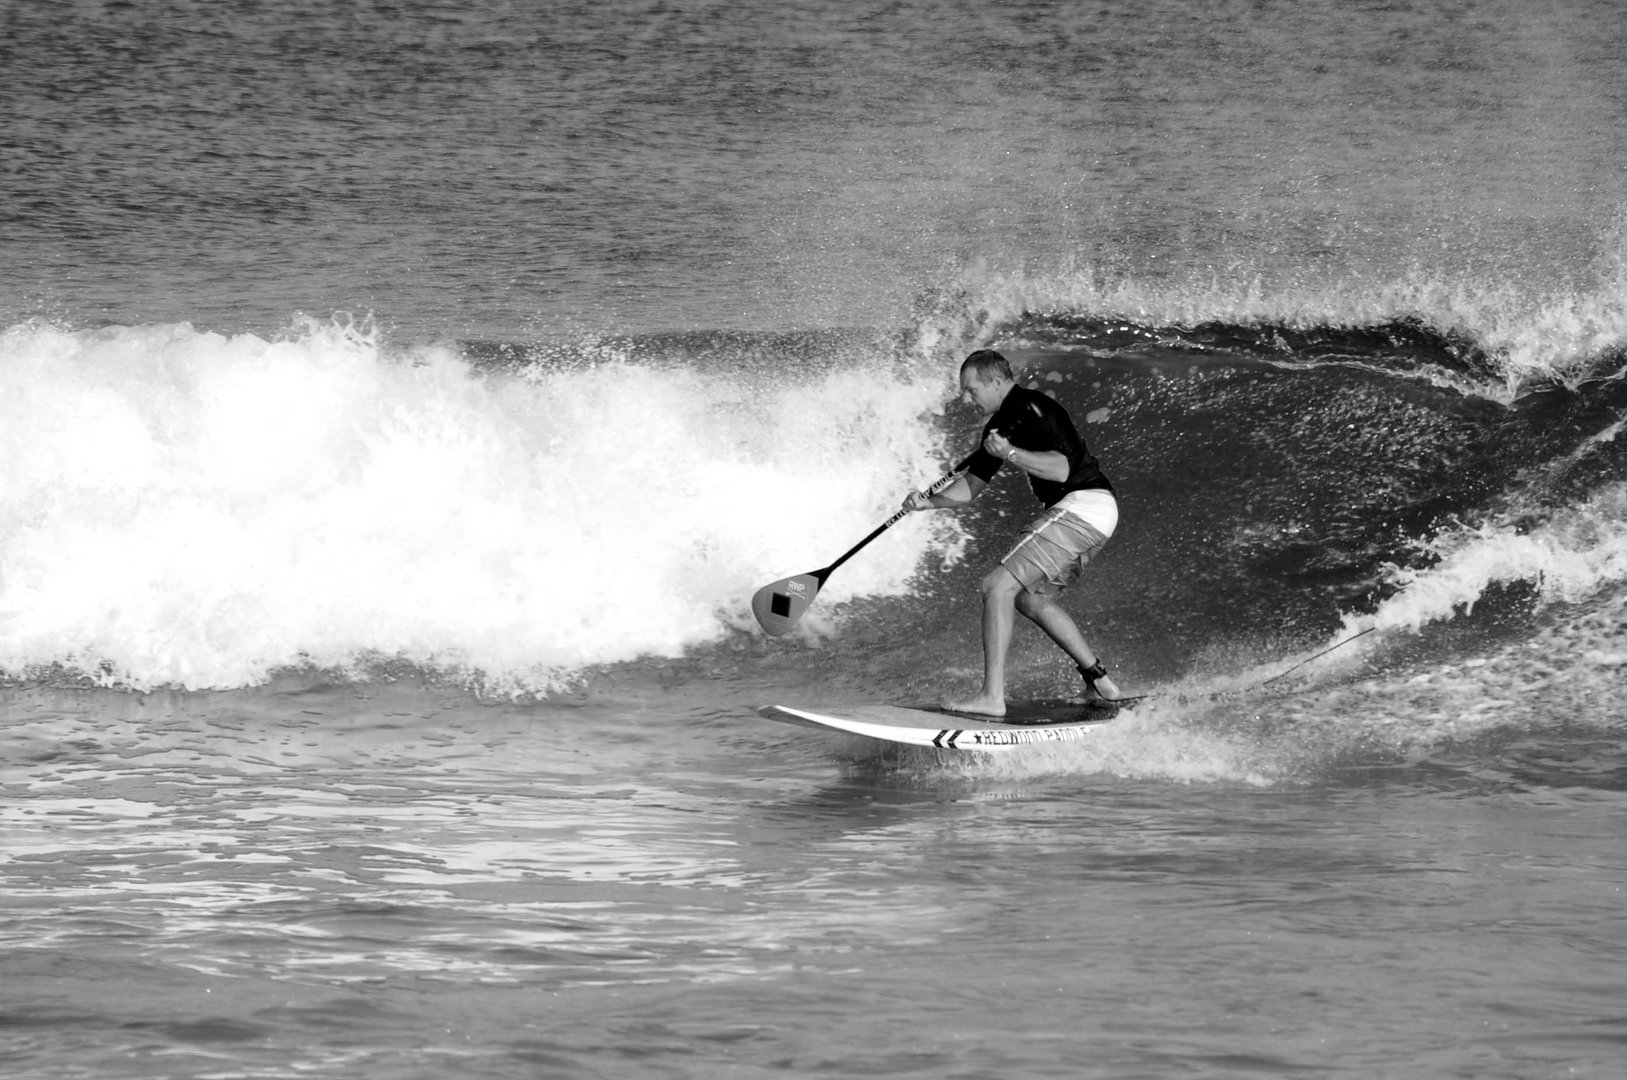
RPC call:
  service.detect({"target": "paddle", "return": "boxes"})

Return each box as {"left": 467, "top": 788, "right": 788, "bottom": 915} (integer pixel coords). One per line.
{"left": 751, "top": 454, "right": 976, "bottom": 636}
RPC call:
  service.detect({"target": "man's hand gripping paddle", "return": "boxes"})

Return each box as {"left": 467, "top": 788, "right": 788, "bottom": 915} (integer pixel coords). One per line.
{"left": 751, "top": 455, "right": 974, "bottom": 636}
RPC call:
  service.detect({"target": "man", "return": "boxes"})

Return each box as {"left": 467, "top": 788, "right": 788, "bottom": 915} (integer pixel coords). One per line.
{"left": 903, "top": 349, "right": 1124, "bottom": 716}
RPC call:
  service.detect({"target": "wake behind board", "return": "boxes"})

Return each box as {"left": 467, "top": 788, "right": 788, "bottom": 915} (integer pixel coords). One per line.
{"left": 758, "top": 700, "right": 1119, "bottom": 750}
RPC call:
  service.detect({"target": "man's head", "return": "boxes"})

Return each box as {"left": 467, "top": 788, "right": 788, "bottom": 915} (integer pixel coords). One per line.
{"left": 959, "top": 349, "right": 1014, "bottom": 415}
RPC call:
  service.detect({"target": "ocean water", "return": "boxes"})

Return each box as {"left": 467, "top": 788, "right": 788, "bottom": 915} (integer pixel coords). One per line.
{"left": 4, "top": 1, "right": 1627, "bottom": 1077}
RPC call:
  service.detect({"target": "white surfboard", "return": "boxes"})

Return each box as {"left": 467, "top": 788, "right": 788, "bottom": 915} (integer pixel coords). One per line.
{"left": 757, "top": 701, "right": 1120, "bottom": 750}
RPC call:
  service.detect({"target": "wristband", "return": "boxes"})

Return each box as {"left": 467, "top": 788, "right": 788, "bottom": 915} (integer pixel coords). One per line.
{"left": 1004, "top": 446, "right": 1018, "bottom": 462}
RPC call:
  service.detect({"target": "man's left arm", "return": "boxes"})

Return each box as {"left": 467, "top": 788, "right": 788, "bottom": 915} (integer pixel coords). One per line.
{"left": 982, "top": 428, "right": 1069, "bottom": 482}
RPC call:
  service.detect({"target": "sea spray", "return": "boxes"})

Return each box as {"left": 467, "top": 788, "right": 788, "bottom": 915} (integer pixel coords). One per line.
{"left": 0, "top": 318, "right": 965, "bottom": 691}
{"left": 914, "top": 256, "right": 1627, "bottom": 395}
{"left": 1320, "top": 472, "right": 1627, "bottom": 654}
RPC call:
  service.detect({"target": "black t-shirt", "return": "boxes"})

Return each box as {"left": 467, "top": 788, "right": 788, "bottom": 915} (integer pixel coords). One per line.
{"left": 967, "top": 384, "right": 1114, "bottom": 507}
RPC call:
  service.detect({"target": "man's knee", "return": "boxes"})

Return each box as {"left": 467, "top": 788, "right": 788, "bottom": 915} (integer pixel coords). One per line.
{"left": 980, "top": 565, "right": 1024, "bottom": 603}
{"left": 1014, "top": 588, "right": 1052, "bottom": 619}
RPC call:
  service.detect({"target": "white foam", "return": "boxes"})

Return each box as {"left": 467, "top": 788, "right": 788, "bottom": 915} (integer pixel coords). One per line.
{"left": 1234, "top": 473, "right": 1627, "bottom": 745}
{"left": 0, "top": 318, "right": 965, "bottom": 691}
{"left": 912, "top": 255, "right": 1627, "bottom": 395}
{"left": 1341, "top": 481, "right": 1627, "bottom": 643}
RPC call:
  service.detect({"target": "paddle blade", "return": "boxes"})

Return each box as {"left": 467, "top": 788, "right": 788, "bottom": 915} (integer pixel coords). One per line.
{"left": 750, "top": 572, "right": 822, "bottom": 636}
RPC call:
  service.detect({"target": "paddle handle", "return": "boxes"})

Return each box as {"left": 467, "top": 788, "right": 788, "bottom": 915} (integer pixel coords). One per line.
{"left": 819, "top": 453, "right": 976, "bottom": 581}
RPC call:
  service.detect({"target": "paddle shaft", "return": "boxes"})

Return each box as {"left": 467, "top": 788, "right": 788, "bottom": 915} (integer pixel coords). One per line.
{"left": 817, "top": 453, "right": 976, "bottom": 582}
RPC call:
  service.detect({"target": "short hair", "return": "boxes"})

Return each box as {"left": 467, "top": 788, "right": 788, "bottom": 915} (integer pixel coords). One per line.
{"left": 961, "top": 349, "right": 1013, "bottom": 382}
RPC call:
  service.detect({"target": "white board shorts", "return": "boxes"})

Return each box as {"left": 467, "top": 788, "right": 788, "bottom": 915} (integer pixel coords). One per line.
{"left": 1001, "top": 490, "right": 1117, "bottom": 597}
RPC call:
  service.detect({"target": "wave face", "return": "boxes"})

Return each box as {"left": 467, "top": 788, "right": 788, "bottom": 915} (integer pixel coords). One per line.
{"left": 4, "top": 294, "right": 1627, "bottom": 739}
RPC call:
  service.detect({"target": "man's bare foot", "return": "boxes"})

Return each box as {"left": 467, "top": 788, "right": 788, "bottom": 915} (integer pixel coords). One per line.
{"left": 1088, "top": 673, "right": 1124, "bottom": 702}
{"left": 941, "top": 695, "right": 1006, "bottom": 718}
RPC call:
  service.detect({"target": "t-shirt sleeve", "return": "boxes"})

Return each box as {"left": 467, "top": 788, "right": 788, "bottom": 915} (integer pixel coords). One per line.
{"left": 966, "top": 445, "right": 1003, "bottom": 482}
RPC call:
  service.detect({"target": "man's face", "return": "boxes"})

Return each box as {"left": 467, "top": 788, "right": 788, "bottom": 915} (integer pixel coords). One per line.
{"left": 959, "top": 370, "right": 1004, "bottom": 415}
